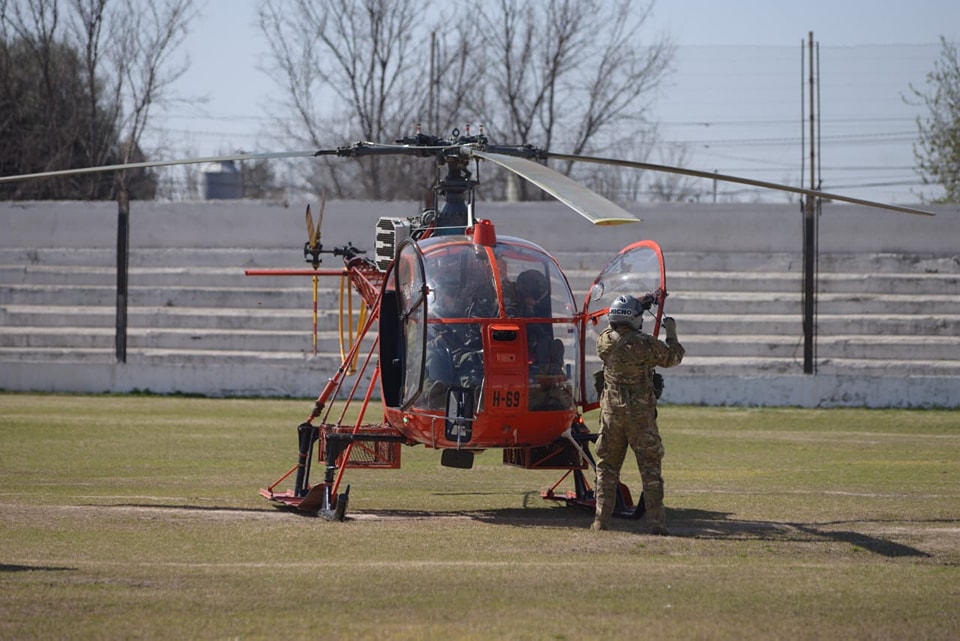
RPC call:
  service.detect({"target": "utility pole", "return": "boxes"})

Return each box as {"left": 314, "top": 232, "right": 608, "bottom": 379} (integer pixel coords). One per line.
{"left": 115, "top": 178, "right": 129, "bottom": 363}
{"left": 802, "top": 32, "right": 818, "bottom": 374}
{"left": 429, "top": 32, "right": 436, "bottom": 134}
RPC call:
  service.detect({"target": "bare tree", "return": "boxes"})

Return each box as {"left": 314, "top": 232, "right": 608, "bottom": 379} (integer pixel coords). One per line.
{"left": 0, "top": 0, "right": 116, "bottom": 198}
{"left": 648, "top": 143, "right": 703, "bottom": 202}
{"left": 910, "top": 36, "right": 960, "bottom": 204}
{"left": 470, "top": 0, "right": 672, "bottom": 201}
{"left": 68, "top": 0, "right": 117, "bottom": 178}
{"left": 104, "top": 0, "right": 194, "bottom": 196}
{"left": 477, "top": 2, "right": 671, "bottom": 150}
{"left": 426, "top": 24, "right": 486, "bottom": 137}
{"left": 258, "top": 0, "right": 494, "bottom": 200}
{"left": 259, "top": 0, "right": 673, "bottom": 203}
{"left": 566, "top": 2, "right": 672, "bottom": 155}
{"left": 259, "top": 0, "right": 436, "bottom": 199}
{"left": 241, "top": 157, "right": 286, "bottom": 200}
{"left": 0, "top": 0, "right": 194, "bottom": 199}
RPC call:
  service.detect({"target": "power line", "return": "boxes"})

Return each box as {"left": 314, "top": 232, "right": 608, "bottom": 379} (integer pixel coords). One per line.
{"left": 666, "top": 131, "right": 916, "bottom": 147}
{"left": 660, "top": 116, "right": 916, "bottom": 127}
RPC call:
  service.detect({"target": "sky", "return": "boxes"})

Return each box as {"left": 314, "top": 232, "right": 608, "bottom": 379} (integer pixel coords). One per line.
{"left": 150, "top": 0, "right": 960, "bottom": 204}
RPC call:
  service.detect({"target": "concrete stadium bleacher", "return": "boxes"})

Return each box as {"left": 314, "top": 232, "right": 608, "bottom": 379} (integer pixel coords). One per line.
{"left": 1, "top": 199, "right": 957, "bottom": 407}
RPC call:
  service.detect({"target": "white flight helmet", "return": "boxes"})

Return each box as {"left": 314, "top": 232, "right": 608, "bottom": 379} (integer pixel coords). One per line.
{"left": 607, "top": 294, "right": 643, "bottom": 330}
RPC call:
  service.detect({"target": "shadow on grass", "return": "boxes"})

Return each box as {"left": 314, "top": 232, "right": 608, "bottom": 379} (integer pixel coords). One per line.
{"left": 1, "top": 563, "right": 77, "bottom": 573}
{"left": 393, "top": 499, "right": 934, "bottom": 559}
{"left": 666, "top": 507, "right": 933, "bottom": 558}
{"left": 94, "top": 500, "right": 933, "bottom": 558}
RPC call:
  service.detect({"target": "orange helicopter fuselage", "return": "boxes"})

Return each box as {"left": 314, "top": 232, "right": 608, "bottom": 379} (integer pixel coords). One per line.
{"left": 378, "top": 222, "right": 582, "bottom": 450}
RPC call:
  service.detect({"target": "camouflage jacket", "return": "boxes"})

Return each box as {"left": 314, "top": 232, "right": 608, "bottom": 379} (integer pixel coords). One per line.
{"left": 596, "top": 326, "right": 685, "bottom": 389}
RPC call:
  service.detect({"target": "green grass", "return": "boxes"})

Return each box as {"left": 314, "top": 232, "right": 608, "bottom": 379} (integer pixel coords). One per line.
{"left": 2, "top": 395, "right": 959, "bottom": 640}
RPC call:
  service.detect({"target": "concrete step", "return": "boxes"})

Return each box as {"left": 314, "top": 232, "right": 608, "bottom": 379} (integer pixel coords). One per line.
{"left": 6, "top": 260, "right": 956, "bottom": 296}
{"left": 2, "top": 320, "right": 951, "bottom": 360}
{"left": 0, "top": 247, "right": 303, "bottom": 268}
{"left": 670, "top": 271, "right": 955, "bottom": 295}
{"left": 0, "top": 283, "right": 336, "bottom": 308}
{"left": 6, "top": 282, "right": 960, "bottom": 316}
{"left": 0, "top": 264, "right": 257, "bottom": 287}
{"left": 568, "top": 270, "right": 957, "bottom": 296}
{"left": 6, "top": 246, "right": 958, "bottom": 275}
{"left": 673, "top": 313, "right": 960, "bottom": 337}
{"left": 664, "top": 291, "right": 960, "bottom": 315}
{"left": 4, "top": 303, "right": 958, "bottom": 343}
{"left": 0, "top": 264, "right": 356, "bottom": 291}
{"left": 0, "top": 304, "right": 346, "bottom": 332}
{"left": 5, "top": 345, "right": 958, "bottom": 381}
{"left": 674, "top": 333, "right": 958, "bottom": 361}
{"left": 0, "top": 345, "right": 350, "bottom": 367}
{"left": 0, "top": 325, "right": 370, "bottom": 353}
{"left": 668, "top": 355, "right": 960, "bottom": 378}
{"left": 553, "top": 250, "right": 960, "bottom": 275}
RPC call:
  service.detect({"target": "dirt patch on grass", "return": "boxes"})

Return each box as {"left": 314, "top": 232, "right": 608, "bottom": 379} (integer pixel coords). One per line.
{"left": 3, "top": 500, "right": 958, "bottom": 565}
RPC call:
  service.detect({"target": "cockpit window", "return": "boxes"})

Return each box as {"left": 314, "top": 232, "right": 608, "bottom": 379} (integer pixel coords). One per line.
{"left": 413, "top": 235, "right": 578, "bottom": 414}
{"left": 495, "top": 243, "right": 576, "bottom": 320}
{"left": 423, "top": 242, "right": 498, "bottom": 319}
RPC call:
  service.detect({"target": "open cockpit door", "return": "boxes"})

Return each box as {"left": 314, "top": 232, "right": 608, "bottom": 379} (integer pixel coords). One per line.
{"left": 579, "top": 240, "right": 666, "bottom": 411}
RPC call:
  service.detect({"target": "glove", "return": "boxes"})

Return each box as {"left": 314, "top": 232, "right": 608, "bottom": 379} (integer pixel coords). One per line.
{"left": 663, "top": 316, "right": 678, "bottom": 341}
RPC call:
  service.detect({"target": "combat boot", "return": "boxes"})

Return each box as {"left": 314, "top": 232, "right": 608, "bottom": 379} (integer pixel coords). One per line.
{"left": 648, "top": 508, "right": 668, "bottom": 536}
{"left": 591, "top": 489, "right": 614, "bottom": 531}
{"left": 644, "top": 485, "right": 669, "bottom": 536}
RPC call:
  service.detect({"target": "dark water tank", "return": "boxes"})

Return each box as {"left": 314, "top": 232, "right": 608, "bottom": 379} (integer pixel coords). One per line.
{"left": 202, "top": 160, "right": 242, "bottom": 199}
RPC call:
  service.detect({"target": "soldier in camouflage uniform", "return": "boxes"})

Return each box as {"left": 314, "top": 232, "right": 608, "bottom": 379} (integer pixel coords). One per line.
{"left": 592, "top": 295, "right": 684, "bottom": 534}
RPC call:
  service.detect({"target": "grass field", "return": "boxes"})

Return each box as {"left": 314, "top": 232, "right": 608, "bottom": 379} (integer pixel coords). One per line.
{"left": 1, "top": 393, "right": 959, "bottom": 640}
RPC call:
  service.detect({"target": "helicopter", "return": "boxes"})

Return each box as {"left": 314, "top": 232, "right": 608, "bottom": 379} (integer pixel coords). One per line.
{"left": 0, "top": 125, "right": 935, "bottom": 521}
{"left": 244, "top": 125, "right": 934, "bottom": 521}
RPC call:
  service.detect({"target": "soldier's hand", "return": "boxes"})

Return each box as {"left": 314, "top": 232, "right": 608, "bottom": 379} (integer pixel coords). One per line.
{"left": 663, "top": 316, "right": 678, "bottom": 341}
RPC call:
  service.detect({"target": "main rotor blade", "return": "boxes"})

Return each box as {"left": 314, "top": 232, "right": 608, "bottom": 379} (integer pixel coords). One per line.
{"left": 467, "top": 149, "right": 639, "bottom": 225}
{"left": 545, "top": 153, "right": 935, "bottom": 217}
{"left": 0, "top": 150, "right": 318, "bottom": 184}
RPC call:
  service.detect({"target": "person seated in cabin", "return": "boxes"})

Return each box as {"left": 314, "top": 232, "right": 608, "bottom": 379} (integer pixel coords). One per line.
{"left": 504, "top": 269, "right": 570, "bottom": 410}
{"left": 504, "top": 268, "right": 549, "bottom": 318}
{"left": 423, "top": 274, "right": 484, "bottom": 409}
{"left": 505, "top": 269, "right": 562, "bottom": 371}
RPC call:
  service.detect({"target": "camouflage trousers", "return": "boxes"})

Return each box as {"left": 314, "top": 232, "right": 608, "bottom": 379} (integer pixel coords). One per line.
{"left": 594, "top": 386, "right": 665, "bottom": 529}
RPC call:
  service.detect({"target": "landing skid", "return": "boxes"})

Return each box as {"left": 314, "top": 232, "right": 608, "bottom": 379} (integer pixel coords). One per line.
{"left": 260, "top": 484, "right": 352, "bottom": 521}
{"left": 541, "top": 470, "right": 646, "bottom": 519}
{"left": 538, "top": 423, "right": 646, "bottom": 519}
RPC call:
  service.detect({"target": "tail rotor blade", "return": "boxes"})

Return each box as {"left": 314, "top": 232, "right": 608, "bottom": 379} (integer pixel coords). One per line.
{"left": 305, "top": 204, "right": 315, "bottom": 247}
